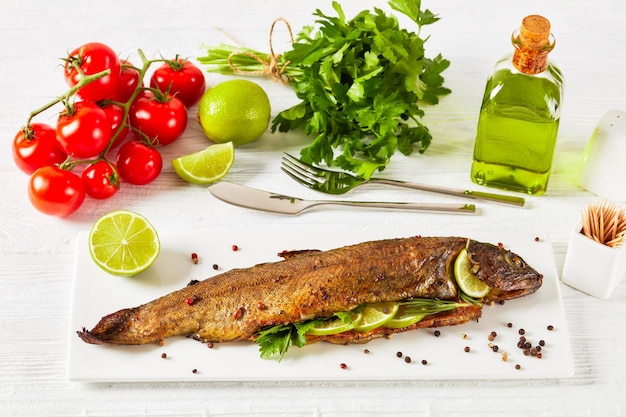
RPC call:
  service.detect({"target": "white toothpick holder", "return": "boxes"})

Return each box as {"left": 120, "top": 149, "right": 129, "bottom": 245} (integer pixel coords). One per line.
{"left": 561, "top": 222, "right": 626, "bottom": 299}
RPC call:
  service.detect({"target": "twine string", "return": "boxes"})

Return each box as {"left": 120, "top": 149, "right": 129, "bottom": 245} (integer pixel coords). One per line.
{"left": 227, "top": 18, "right": 294, "bottom": 83}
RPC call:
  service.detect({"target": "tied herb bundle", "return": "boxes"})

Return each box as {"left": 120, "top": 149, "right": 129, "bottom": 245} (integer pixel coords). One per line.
{"left": 198, "top": 0, "right": 450, "bottom": 178}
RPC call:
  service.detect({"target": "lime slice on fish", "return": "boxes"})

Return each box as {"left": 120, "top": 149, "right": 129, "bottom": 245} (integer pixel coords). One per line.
{"left": 307, "top": 312, "right": 362, "bottom": 336}
{"left": 171, "top": 142, "right": 234, "bottom": 184}
{"left": 354, "top": 302, "right": 399, "bottom": 332}
{"left": 454, "top": 248, "right": 490, "bottom": 298}
{"left": 384, "top": 305, "right": 425, "bottom": 329}
{"left": 88, "top": 210, "right": 160, "bottom": 277}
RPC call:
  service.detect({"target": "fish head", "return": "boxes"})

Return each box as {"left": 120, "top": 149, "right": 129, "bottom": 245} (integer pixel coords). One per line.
{"left": 466, "top": 240, "right": 543, "bottom": 301}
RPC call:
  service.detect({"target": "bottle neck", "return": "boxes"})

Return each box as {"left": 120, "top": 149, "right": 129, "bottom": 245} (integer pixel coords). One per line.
{"left": 511, "top": 28, "right": 555, "bottom": 75}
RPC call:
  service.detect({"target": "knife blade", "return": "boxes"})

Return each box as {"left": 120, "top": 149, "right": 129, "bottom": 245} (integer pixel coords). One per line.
{"left": 207, "top": 181, "right": 476, "bottom": 215}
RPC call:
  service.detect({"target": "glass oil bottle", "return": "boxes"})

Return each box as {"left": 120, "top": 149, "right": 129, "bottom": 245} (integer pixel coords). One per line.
{"left": 470, "top": 15, "right": 564, "bottom": 195}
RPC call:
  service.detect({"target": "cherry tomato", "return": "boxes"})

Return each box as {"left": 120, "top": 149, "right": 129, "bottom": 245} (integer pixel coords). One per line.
{"left": 116, "top": 140, "right": 163, "bottom": 185}
{"left": 128, "top": 90, "right": 187, "bottom": 146}
{"left": 64, "top": 42, "right": 121, "bottom": 102}
{"left": 12, "top": 123, "right": 67, "bottom": 175}
{"left": 149, "top": 58, "right": 205, "bottom": 107}
{"left": 112, "top": 60, "right": 142, "bottom": 103}
{"left": 100, "top": 103, "right": 129, "bottom": 148}
{"left": 56, "top": 101, "right": 112, "bottom": 158}
{"left": 28, "top": 165, "right": 85, "bottom": 217}
{"left": 82, "top": 160, "right": 120, "bottom": 199}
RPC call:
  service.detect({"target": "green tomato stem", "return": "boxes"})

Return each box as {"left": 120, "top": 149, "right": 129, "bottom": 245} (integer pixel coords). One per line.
{"left": 26, "top": 66, "right": 111, "bottom": 126}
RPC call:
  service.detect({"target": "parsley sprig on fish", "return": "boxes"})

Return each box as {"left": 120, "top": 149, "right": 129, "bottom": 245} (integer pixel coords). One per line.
{"left": 198, "top": 0, "right": 451, "bottom": 178}
{"left": 255, "top": 299, "right": 473, "bottom": 361}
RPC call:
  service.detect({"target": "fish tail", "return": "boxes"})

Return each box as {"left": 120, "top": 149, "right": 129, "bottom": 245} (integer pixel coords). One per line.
{"left": 77, "top": 307, "right": 137, "bottom": 345}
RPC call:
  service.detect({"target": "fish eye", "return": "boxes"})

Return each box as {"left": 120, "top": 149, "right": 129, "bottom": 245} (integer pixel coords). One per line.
{"left": 505, "top": 253, "right": 526, "bottom": 268}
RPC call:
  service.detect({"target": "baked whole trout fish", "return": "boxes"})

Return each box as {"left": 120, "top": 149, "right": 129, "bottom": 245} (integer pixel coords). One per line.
{"left": 78, "top": 236, "right": 543, "bottom": 358}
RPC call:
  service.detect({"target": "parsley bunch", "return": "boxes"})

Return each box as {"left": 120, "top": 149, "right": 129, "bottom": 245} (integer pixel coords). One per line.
{"left": 199, "top": 0, "right": 450, "bottom": 178}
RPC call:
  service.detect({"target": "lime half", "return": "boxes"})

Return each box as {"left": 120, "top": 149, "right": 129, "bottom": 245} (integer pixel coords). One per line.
{"left": 172, "top": 142, "right": 234, "bottom": 185}
{"left": 354, "top": 302, "right": 399, "bottom": 332}
{"left": 454, "top": 248, "right": 490, "bottom": 298}
{"left": 88, "top": 210, "right": 160, "bottom": 277}
{"left": 307, "top": 312, "right": 362, "bottom": 336}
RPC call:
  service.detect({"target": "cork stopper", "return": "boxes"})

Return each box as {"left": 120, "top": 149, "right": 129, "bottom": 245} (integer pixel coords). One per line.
{"left": 519, "top": 15, "right": 551, "bottom": 48}
{"left": 511, "top": 14, "right": 555, "bottom": 74}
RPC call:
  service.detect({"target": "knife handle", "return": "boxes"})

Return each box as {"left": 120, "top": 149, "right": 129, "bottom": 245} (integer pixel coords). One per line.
{"left": 309, "top": 200, "right": 476, "bottom": 215}
{"left": 369, "top": 178, "right": 525, "bottom": 207}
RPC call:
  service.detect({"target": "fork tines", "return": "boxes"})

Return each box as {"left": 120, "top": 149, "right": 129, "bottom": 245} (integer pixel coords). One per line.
{"left": 281, "top": 154, "right": 325, "bottom": 187}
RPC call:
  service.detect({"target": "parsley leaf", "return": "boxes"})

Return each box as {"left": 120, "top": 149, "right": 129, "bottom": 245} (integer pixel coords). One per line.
{"left": 198, "top": 0, "right": 450, "bottom": 178}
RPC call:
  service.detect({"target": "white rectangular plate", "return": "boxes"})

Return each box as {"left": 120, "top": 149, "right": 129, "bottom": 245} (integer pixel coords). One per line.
{"left": 68, "top": 226, "right": 574, "bottom": 382}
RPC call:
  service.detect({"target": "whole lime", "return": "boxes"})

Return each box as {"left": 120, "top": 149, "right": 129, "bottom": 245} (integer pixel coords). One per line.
{"left": 197, "top": 79, "right": 271, "bottom": 146}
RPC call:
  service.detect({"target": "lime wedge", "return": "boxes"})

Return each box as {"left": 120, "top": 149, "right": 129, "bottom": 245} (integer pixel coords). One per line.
{"left": 454, "top": 248, "right": 490, "bottom": 298}
{"left": 384, "top": 305, "right": 425, "bottom": 329}
{"left": 354, "top": 302, "right": 399, "bottom": 332}
{"left": 307, "top": 312, "right": 362, "bottom": 336}
{"left": 88, "top": 210, "right": 160, "bottom": 277}
{"left": 172, "top": 142, "right": 234, "bottom": 184}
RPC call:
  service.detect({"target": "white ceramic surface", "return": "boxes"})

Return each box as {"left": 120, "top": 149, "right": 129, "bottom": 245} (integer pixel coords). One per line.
{"left": 578, "top": 110, "right": 626, "bottom": 202}
{"left": 562, "top": 222, "right": 626, "bottom": 299}
{"left": 68, "top": 226, "right": 573, "bottom": 382}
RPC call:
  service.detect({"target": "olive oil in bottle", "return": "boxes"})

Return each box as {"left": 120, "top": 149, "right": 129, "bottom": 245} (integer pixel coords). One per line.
{"left": 471, "top": 15, "right": 564, "bottom": 195}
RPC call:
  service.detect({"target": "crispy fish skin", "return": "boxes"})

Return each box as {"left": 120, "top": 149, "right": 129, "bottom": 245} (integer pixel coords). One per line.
{"left": 77, "top": 236, "right": 542, "bottom": 346}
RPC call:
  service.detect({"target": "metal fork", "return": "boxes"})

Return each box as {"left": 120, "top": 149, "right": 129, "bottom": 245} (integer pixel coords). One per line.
{"left": 281, "top": 153, "right": 526, "bottom": 207}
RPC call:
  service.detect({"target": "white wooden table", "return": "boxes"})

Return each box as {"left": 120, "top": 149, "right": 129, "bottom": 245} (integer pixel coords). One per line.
{"left": 1, "top": 0, "right": 625, "bottom": 415}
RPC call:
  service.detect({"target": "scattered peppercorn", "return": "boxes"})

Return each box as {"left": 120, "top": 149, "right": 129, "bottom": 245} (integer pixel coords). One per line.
{"left": 233, "top": 307, "right": 245, "bottom": 320}
{"left": 212, "top": 264, "right": 219, "bottom": 270}
{"left": 488, "top": 331, "right": 497, "bottom": 341}
{"left": 434, "top": 330, "right": 441, "bottom": 337}
{"left": 507, "top": 322, "right": 513, "bottom": 328}
{"left": 534, "top": 236, "right": 540, "bottom": 242}
{"left": 192, "top": 369, "right": 198, "bottom": 374}
{"left": 464, "top": 346, "right": 471, "bottom": 353}
{"left": 539, "top": 340, "right": 545, "bottom": 346}
{"left": 421, "top": 359, "right": 428, "bottom": 365}
{"left": 492, "top": 345, "right": 499, "bottom": 352}
{"left": 547, "top": 325, "right": 554, "bottom": 331}
{"left": 537, "top": 353, "right": 543, "bottom": 359}
{"left": 232, "top": 244, "right": 239, "bottom": 251}
{"left": 404, "top": 356, "right": 412, "bottom": 363}
{"left": 340, "top": 363, "right": 347, "bottom": 369}
{"left": 515, "top": 364, "right": 521, "bottom": 370}
{"left": 396, "top": 351, "right": 403, "bottom": 358}
{"left": 363, "top": 349, "right": 370, "bottom": 354}
{"left": 187, "top": 279, "right": 199, "bottom": 286}
{"left": 161, "top": 353, "right": 167, "bottom": 359}
{"left": 518, "top": 328, "right": 526, "bottom": 335}
{"left": 191, "top": 253, "right": 198, "bottom": 264}
{"left": 207, "top": 342, "right": 214, "bottom": 349}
